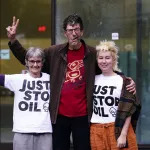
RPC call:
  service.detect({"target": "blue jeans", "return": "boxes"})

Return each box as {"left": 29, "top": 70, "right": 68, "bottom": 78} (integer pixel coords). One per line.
{"left": 52, "top": 115, "right": 90, "bottom": 150}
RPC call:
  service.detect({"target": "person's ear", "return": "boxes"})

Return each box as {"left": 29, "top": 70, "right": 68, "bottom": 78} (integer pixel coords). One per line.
{"left": 64, "top": 31, "right": 67, "bottom": 38}
{"left": 25, "top": 59, "right": 28, "bottom": 67}
{"left": 113, "top": 58, "right": 116, "bottom": 62}
{"left": 80, "top": 30, "right": 84, "bottom": 36}
{"left": 112, "top": 58, "right": 116, "bottom": 68}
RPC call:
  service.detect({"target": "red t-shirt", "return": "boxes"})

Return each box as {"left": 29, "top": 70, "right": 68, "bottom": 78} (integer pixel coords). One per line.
{"left": 58, "top": 44, "right": 87, "bottom": 117}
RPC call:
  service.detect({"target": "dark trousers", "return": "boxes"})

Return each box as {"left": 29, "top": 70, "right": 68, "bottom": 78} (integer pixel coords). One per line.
{"left": 52, "top": 115, "right": 91, "bottom": 150}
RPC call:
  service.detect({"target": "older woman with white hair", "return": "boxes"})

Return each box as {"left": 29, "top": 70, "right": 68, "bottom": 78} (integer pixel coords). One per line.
{"left": 0, "top": 47, "right": 52, "bottom": 150}
{"left": 90, "top": 41, "right": 141, "bottom": 150}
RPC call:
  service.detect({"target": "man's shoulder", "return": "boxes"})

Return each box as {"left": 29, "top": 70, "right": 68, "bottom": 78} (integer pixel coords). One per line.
{"left": 86, "top": 44, "right": 96, "bottom": 51}
{"left": 45, "top": 43, "right": 67, "bottom": 52}
{"left": 81, "top": 39, "right": 96, "bottom": 53}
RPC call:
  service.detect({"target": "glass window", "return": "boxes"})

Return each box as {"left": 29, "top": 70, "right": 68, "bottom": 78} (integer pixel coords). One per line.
{"left": 0, "top": 0, "right": 51, "bottom": 146}
{"left": 55, "top": 0, "right": 150, "bottom": 145}
{"left": 136, "top": 0, "right": 150, "bottom": 144}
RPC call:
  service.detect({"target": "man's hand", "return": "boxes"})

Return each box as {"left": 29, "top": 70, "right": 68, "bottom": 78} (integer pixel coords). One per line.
{"left": 126, "top": 77, "right": 136, "bottom": 95}
{"left": 6, "top": 16, "right": 19, "bottom": 43}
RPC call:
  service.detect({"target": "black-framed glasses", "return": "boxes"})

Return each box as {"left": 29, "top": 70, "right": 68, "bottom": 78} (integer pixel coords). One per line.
{"left": 66, "top": 28, "right": 81, "bottom": 34}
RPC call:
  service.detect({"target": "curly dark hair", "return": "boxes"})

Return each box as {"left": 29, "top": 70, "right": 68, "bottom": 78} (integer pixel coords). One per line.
{"left": 63, "top": 13, "right": 84, "bottom": 31}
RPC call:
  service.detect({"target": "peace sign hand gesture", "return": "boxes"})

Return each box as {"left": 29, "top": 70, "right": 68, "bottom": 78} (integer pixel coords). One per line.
{"left": 6, "top": 16, "right": 19, "bottom": 42}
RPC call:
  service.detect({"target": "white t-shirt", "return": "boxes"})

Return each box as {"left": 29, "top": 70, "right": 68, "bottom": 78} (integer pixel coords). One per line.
{"left": 4, "top": 73, "right": 52, "bottom": 133}
{"left": 91, "top": 74, "right": 123, "bottom": 124}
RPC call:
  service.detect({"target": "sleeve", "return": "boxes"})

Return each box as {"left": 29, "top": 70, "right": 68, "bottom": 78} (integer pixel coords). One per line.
{"left": 42, "top": 47, "right": 54, "bottom": 74}
{"left": 0, "top": 74, "right": 5, "bottom": 86}
{"left": 117, "top": 76, "right": 141, "bottom": 132}
{"left": 114, "top": 70, "right": 124, "bottom": 75}
{"left": 4, "top": 75, "right": 17, "bottom": 92}
{"left": 8, "top": 40, "right": 51, "bottom": 74}
{"left": 8, "top": 40, "right": 27, "bottom": 65}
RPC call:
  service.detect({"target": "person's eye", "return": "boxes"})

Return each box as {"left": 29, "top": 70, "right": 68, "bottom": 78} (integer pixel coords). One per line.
{"left": 30, "top": 60, "right": 35, "bottom": 63}
{"left": 67, "top": 29, "right": 73, "bottom": 33}
{"left": 37, "top": 60, "right": 42, "bottom": 63}
{"left": 106, "top": 57, "right": 110, "bottom": 59}
{"left": 98, "top": 57, "right": 103, "bottom": 59}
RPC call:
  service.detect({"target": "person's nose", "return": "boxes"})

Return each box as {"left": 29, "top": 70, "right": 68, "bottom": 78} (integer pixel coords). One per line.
{"left": 72, "top": 30, "right": 76, "bottom": 35}
{"left": 33, "top": 62, "right": 38, "bottom": 66}
{"left": 102, "top": 58, "right": 106, "bottom": 63}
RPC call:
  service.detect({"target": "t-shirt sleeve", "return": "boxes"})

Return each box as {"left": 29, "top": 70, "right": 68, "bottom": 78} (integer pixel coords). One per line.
{"left": 4, "top": 75, "right": 17, "bottom": 92}
{"left": 0, "top": 74, "right": 5, "bottom": 86}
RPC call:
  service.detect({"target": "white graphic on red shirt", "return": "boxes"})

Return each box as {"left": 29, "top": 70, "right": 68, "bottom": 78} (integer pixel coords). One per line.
{"left": 65, "top": 60, "right": 84, "bottom": 83}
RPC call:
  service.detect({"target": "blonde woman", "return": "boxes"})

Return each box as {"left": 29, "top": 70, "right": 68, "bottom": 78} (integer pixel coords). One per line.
{"left": 90, "top": 41, "right": 141, "bottom": 150}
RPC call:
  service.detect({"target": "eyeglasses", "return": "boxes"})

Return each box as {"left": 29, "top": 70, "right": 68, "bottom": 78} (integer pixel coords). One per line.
{"left": 66, "top": 28, "right": 81, "bottom": 34}
{"left": 28, "top": 60, "right": 42, "bottom": 65}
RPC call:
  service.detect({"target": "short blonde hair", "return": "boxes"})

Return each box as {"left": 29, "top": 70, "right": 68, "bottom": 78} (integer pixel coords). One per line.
{"left": 96, "top": 40, "right": 120, "bottom": 72}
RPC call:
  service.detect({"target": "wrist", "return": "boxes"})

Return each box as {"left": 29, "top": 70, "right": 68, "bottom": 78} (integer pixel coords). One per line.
{"left": 120, "top": 132, "right": 127, "bottom": 137}
{"left": 10, "top": 38, "right": 17, "bottom": 44}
